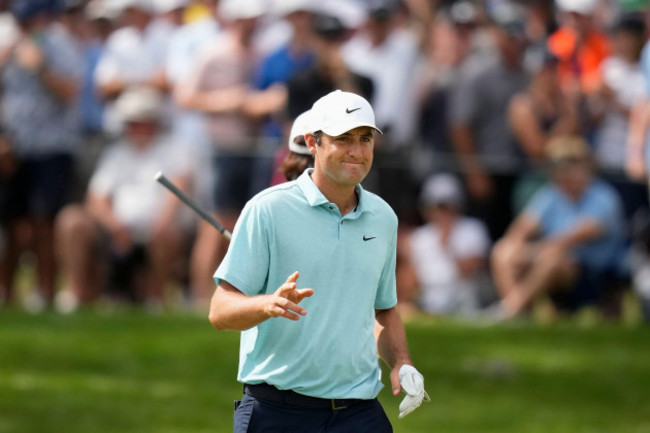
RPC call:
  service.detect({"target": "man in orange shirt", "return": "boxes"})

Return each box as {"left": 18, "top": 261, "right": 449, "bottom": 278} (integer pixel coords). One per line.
{"left": 548, "top": 0, "right": 610, "bottom": 94}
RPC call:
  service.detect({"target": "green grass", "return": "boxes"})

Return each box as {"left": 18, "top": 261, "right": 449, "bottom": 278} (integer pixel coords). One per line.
{"left": 1, "top": 310, "right": 649, "bottom": 433}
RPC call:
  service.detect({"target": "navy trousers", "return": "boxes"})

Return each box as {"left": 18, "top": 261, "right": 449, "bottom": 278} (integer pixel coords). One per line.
{"left": 233, "top": 393, "right": 393, "bottom": 433}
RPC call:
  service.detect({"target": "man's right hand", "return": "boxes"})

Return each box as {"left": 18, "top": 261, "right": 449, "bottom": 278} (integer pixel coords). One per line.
{"left": 264, "top": 272, "right": 314, "bottom": 321}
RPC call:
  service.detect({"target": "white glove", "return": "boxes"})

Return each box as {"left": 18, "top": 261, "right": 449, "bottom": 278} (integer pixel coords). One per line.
{"left": 398, "top": 365, "right": 430, "bottom": 419}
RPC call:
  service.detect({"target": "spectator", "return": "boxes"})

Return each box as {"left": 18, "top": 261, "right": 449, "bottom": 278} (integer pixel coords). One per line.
{"left": 174, "top": 0, "right": 265, "bottom": 304}
{"left": 509, "top": 50, "right": 579, "bottom": 165}
{"left": 166, "top": 0, "right": 220, "bottom": 151}
{"left": 548, "top": 0, "right": 610, "bottom": 95}
{"left": 287, "top": 13, "right": 374, "bottom": 119}
{"left": 55, "top": 86, "right": 192, "bottom": 312}
{"left": 148, "top": 0, "right": 190, "bottom": 76}
{"left": 399, "top": 173, "right": 491, "bottom": 316}
{"left": 249, "top": 0, "right": 316, "bottom": 123}
{"left": 491, "top": 135, "right": 626, "bottom": 318}
{"left": 507, "top": 49, "right": 581, "bottom": 214}
{"left": 276, "top": 109, "right": 314, "bottom": 182}
{"left": 0, "top": 0, "right": 82, "bottom": 311}
{"left": 448, "top": 1, "right": 530, "bottom": 240}
{"left": 80, "top": 0, "right": 117, "bottom": 136}
{"left": 415, "top": 0, "right": 482, "bottom": 177}
{"left": 94, "top": 0, "right": 161, "bottom": 135}
{"left": 343, "top": 0, "right": 421, "bottom": 217}
{"left": 245, "top": 0, "right": 318, "bottom": 203}
{"left": 594, "top": 13, "right": 649, "bottom": 218}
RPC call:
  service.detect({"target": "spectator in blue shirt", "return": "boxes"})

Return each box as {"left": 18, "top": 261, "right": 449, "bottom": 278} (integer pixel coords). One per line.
{"left": 491, "top": 135, "right": 626, "bottom": 318}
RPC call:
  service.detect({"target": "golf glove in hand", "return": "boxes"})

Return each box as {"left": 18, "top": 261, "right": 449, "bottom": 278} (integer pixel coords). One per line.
{"left": 398, "top": 365, "right": 430, "bottom": 419}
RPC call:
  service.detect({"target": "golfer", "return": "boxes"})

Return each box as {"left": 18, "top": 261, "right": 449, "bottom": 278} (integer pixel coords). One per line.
{"left": 210, "top": 90, "right": 428, "bottom": 432}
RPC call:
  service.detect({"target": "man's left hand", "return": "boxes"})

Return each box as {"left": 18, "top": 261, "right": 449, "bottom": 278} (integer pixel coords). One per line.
{"left": 392, "top": 364, "right": 430, "bottom": 419}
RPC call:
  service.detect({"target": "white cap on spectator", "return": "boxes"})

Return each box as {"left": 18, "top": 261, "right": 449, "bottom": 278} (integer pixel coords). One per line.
{"left": 115, "top": 86, "right": 162, "bottom": 123}
{"left": 313, "top": 0, "right": 366, "bottom": 29}
{"left": 419, "top": 174, "right": 465, "bottom": 209}
{"left": 556, "top": 0, "right": 599, "bottom": 15}
{"left": 0, "top": 13, "right": 19, "bottom": 49}
{"left": 273, "top": 0, "right": 315, "bottom": 16}
{"left": 154, "top": 0, "right": 189, "bottom": 14}
{"left": 219, "top": 0, "right": 266, "bottom": 21}
{"left": 310, "top": 90, "right": 382, "bottom": 136}
{"left": 85, "top": 0, "right": 120, "bottom": 20}
{"left": 288, "top": 110, "right": 313, "bottom": 155}
{"left": 114, "top": 0, "right": 154, "bottom": 14}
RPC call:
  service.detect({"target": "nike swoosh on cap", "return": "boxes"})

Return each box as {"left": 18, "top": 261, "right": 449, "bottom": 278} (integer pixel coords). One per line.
{"left": 346, "top": 107, "right": 361, "bottom": 114}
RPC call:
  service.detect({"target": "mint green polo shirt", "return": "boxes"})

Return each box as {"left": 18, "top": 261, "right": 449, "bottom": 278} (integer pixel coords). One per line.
{"left": 214, "top": 169, "right": 398, "bottom": 399}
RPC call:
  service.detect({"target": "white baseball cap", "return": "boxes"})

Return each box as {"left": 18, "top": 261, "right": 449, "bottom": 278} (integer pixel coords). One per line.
{"left": 153, "top": 0, "right": 189, "bottom": 14}
{"left": 114, "top": 0, "right": 154, "bottom": 14}
{"left": 272, "top": 0, "right": 315, "bottom": 17}
{"left": 309, "top": 90, "right": 382, "bottom": 137}
{"left": 219, "top": 0, "right": 267, "bottom": 21}
{"left": 419, "top": 173, "right": 464, "bottom": 209}
{"left": 115, "top": 86, "right": 162, "bottom": 123}
{"left": 556, "top": 0, "right": 599, "bottom": 15}
{"left": 288, "top": 110, "right": 313, "bottom": 155}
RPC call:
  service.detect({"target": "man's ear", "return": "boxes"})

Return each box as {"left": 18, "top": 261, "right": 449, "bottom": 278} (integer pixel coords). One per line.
{"left": 305, "top": 133, "right": 318, "bottom": 155}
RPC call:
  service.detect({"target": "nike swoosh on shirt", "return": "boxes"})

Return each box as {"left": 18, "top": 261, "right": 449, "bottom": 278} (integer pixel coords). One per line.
{"left": 363, "top": 235, "right": 376, "bottom": 241}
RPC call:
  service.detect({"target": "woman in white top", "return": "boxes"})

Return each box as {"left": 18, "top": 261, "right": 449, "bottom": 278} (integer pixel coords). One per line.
{"left": 399, "top": 173, "right": 491, "bottom": 316}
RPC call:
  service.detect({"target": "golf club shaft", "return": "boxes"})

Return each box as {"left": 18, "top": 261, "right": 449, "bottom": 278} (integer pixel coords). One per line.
{"left": 155, "top": 171, "right": 232, "bottom": 242}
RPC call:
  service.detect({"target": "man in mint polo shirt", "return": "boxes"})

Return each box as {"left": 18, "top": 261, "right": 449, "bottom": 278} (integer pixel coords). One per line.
{"left": 210, "top": 90, "right": 429, "bottom": 432}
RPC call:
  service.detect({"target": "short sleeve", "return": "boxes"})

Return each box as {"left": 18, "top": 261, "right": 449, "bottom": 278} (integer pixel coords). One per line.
{"left": 374, "top": 226, "right": 398, "bottom": 310}
{"left": 523, "top": 186, "right": 554, "bottom": 223}
{"left": 581, "top": 184, "right": 621, "bottom": 230}
{"left": 214, "top": 200, "right": 270, "bottom": 296}
{"left": 448, "top": 68, "right": 480, "bottom": 126}
{"left": 252, "top": 56, "right": 272, "bottom": 90}
{"left": 88, "top": 146, "right": 123, "bottom": 197}
{"left": 94, "top": 50, "right": 119, "bottom": 86}
{"left": 451, "top": 219, "right": 491, "bottom": 259}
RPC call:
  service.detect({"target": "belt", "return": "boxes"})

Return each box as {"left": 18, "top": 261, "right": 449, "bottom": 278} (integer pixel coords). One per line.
{"left": 243, "top": 383, "right": 364, "bottom": 411}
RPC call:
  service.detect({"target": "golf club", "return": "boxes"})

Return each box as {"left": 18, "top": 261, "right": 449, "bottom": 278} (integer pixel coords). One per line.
{"left": 154, "top": 171, "right": 232, "bottom": 242}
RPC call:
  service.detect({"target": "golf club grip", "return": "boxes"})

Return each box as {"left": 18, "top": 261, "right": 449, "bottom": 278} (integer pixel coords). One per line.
{"left": 155, "top": 172, "right": 232, "bottom": 242}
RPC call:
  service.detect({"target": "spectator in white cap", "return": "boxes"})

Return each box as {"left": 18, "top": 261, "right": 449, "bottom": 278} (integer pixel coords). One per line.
{"left": 275, "top": 109, "right": 314, "bottom": 183}
{"left": 55, "top": 86, "right": 193, "bottom": 312}
{"left": 175, "top": 0, "right": 266, "bottom": 305}
{"left": 211, "top": 89, "right": 429, "bottom": 430}
{"left": 399, "top": 173, "right": 492, "bottom": 316}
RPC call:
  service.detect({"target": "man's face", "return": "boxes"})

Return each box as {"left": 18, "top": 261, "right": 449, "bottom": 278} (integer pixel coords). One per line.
{"left": 309, "top": 126, "right": 375, "bottom": 187}
{"left": 125, "top": 120, "right": 158, "bottom": 148}
{"left": 553, "top": 158, "right": 592, "bottom": 198}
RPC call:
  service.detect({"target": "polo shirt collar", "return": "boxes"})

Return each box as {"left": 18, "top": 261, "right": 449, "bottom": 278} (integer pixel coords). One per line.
{"left": 296, "top": 169, "right": 374, "bottom": 215}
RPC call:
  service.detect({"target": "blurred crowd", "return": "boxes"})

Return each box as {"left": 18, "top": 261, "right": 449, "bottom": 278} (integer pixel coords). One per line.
{"left": 1, "top": 0, "right": 650, "bottom": 320}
